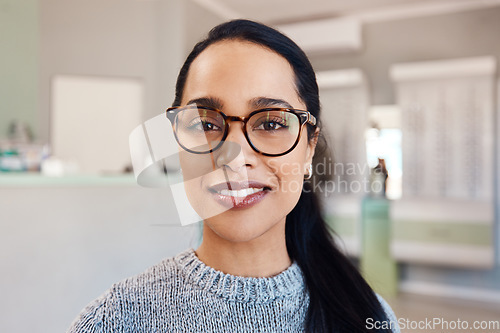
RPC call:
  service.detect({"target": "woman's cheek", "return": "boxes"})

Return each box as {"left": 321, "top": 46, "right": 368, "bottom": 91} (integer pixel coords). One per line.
{"left": 275, "top": 160, "right": 304, "bottom": 193}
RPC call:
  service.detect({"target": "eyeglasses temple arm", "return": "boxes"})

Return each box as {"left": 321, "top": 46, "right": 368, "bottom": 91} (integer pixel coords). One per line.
{"left": 308, "top": 113, "right": 317, "bottom": 126}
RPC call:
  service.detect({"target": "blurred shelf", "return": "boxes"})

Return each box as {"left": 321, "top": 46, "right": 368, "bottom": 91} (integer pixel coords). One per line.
{"left": 0, "top": 173, "right": 137, "bottom": 187}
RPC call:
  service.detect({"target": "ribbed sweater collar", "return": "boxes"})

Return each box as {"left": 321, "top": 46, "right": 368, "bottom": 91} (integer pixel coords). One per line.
{"left": 174, "top": 248, "right": 305, "bottom": 303}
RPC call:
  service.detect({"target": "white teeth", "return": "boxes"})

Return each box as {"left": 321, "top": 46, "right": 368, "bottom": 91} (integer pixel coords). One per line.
{"left": 218, "top": 188, "right": 264, "bottom": 197}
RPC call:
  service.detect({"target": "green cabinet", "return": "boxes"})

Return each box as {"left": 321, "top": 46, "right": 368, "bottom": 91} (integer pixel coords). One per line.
{"left": 360, "top": 197, "right": 398, "bottom": 298}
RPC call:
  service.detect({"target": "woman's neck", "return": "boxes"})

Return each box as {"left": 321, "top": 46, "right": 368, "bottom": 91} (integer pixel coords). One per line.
{"left": 194, "top": 220, "right": 292, "bottom": 278}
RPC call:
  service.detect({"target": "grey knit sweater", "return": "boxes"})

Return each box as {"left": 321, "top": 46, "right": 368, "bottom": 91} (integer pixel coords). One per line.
{"left": 67, "top": 248, "right": 400, "bottom": 332}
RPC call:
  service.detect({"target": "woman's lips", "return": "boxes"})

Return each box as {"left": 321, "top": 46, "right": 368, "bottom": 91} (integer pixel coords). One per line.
{"left": 208, "top": 181, "right": 272, "bottom": 209}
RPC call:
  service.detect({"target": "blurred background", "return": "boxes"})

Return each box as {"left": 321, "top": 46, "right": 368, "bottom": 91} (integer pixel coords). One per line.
{"left": 1, "top": 0, "right": 499, "bottom": 332}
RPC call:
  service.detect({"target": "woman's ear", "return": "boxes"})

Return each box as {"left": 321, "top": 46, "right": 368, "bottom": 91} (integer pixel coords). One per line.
{"left": 305, "top": 127, "right": 320, "bottom": 166}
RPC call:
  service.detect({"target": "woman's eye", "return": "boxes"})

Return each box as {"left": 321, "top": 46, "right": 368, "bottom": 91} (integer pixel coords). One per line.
{"left": 187, "top": 120, "right": 222, "bottom": 132}
{"left": 254, "top": 119, "right": 288, "bottom": 131}
{"left": 264, "top": 121, "right": 281, "bottom": 130}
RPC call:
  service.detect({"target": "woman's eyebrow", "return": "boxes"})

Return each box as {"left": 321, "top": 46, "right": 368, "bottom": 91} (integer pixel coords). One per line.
{"left": 249, "top": 97, "right": 294, "bottom": 109}
{"left": 185, "top": 97, "right": 224, "bottom": 109}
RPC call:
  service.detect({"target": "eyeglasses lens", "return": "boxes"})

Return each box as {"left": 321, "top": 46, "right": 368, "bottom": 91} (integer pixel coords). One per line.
{"left": 174, "top": 107, "right": 301, "bottom": 155}
{"left": 246, "top": 110, "right": 300, "bottom": 155}
{"left": 175, "top": 107, "right": 225, "bottom": 153}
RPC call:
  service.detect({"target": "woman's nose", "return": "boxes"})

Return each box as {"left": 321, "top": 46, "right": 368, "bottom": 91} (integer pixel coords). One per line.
{"left": 215, "top": 122, "right": 254, "bottom": 172}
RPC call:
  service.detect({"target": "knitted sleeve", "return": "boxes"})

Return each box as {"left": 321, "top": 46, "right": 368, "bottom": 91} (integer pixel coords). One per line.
{"left": 376, "top": 293, "right": 401, "bottom": 333}
{"left": 66, "top": 287, "right": 117, "bottom": 333}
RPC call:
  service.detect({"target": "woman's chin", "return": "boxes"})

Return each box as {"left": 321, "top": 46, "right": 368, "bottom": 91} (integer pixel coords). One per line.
{"left": 204, "top": 217, "right": 269, "bottom": 243}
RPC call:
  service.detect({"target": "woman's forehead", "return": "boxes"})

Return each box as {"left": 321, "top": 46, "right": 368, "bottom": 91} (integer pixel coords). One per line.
{"left": 182, "top": 40, "right": 303, "bottom": 109}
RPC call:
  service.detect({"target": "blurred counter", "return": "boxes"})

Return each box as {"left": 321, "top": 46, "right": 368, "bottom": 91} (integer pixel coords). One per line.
{"left": 0, "top": 173, "right": 137, "bottom": 187}
{"left": 0, "top": 172, "right": 199, "bottom": 333}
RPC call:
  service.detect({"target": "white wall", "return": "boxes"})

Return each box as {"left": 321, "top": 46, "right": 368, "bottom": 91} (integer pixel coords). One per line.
{"left": 0, "top": 0, "right": 38, "bottom": 139}
{"left": 38, "top": 0, "right": 185, "bottom": 143}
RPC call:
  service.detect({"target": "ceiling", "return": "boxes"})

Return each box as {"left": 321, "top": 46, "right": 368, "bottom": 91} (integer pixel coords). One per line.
{"left": 192, "top": 0, "right": 500, "bottom": 24}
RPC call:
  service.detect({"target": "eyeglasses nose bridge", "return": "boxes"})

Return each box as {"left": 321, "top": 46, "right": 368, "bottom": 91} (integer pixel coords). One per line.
{"left": 226, "top": 116, "right": 246, "bottom": 123}
{"left": 225, "top": 114, "right": 246, "bottom": 131}
{"left": 225, "top": 116, "right": 247, "bottom": 131}
{"left": 223, "top": 116, "right": 251, "bottom": 146}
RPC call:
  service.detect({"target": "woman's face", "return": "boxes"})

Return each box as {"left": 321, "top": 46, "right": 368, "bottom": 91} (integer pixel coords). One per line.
{"left": 178, "top": 39, "right": 318, "bottom": 243}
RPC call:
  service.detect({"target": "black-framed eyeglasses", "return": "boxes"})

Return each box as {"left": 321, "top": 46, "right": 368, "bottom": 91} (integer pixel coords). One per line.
{"left": 166, "top": 105, "right": 317, "bottom": 156}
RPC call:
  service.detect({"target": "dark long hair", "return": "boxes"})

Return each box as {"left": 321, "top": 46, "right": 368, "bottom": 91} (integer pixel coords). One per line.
{"left": 173, "top": 19, "right": 393, "bottom": 333}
